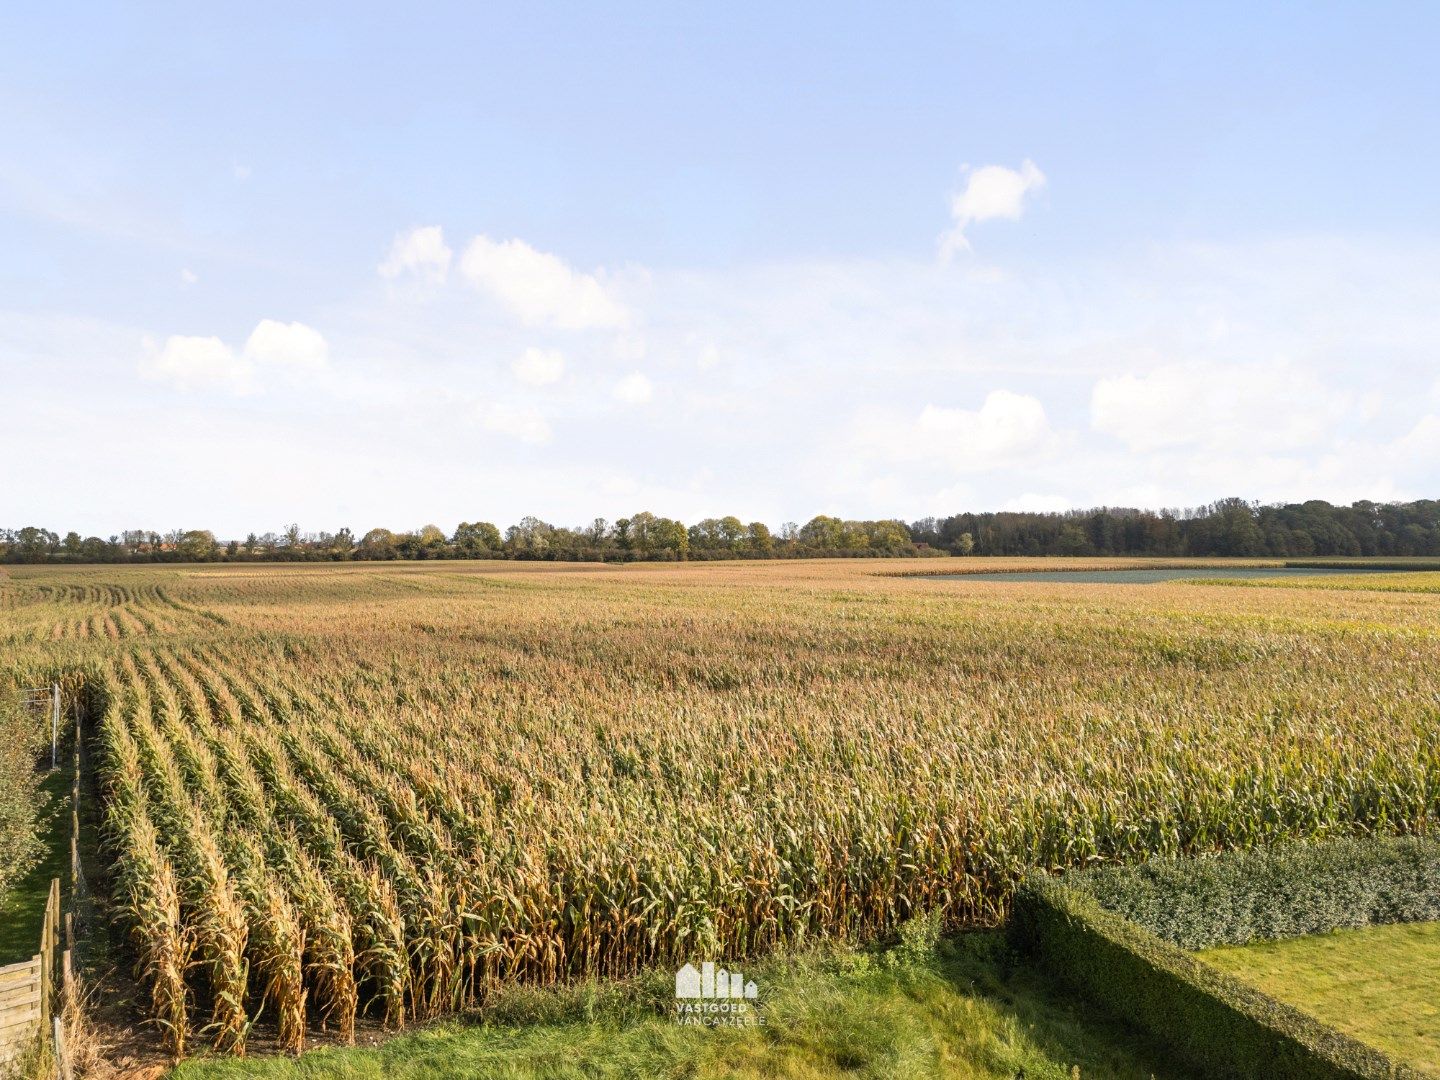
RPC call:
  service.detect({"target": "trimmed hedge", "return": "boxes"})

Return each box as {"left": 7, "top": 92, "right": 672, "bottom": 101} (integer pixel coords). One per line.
{"left": 1010, "top": 875, "right": 1426, "bottom": 1080}
{"left": 1069, "top": 835, "right": 1440, "bottom": 950}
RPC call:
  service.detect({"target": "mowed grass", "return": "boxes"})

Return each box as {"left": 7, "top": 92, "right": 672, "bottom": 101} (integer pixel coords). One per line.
{"left": 0, "top": 761, "right": 67, "bottom": 964}
{"left": 173, "top": 932, "right": 1194, "bottom": 1080}
{"left": 1200, "top": 921, "right": 1440, "bottom": 1074}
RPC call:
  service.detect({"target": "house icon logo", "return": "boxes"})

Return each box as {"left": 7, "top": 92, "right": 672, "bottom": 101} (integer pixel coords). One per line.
{"left": 673, "top": 962, "right": 762, "bottom": 1026}
{"left": 675, "top": 962, "right": 758, "bottom": 1001}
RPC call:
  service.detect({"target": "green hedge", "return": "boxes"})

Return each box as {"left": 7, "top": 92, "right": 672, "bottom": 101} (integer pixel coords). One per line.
{"left": 1010, "top": 875, "right": 1425, "bottom": 1080}
{"left": 1068, "top": 835, "right": 1440, "bottom": 950}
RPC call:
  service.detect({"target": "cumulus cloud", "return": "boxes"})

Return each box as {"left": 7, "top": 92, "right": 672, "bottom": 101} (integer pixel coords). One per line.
{"left": 857, "top": 390, "right": 1055, "bottom": 474}
{"left": 459, "top": 235, "right": 628, "bottom": 330}
{"left": 139, "top": 320, "right": 328, "bottom": 393}
{"left": 379, "top": 226, "right": 452, "bottom": 283}
{"left": 140, "top": 335, "right": 252, "bottom": 392}
{"left": 612, "top": 371, "right": 653, "bottom": 404}
{"left": 512, "top": 346, "right": 565, "bottom": 386}
{"left": 940, "top": 160, "right": 1046, "bottom": 259}
{"left": 1091, "top": 360, "right": 1351, "bottom": 453}
{"left": 244, "top": 319, "right": 329, "bottom": 369}
{"left": 480, "top": 402, "right": 551, "bottom": 444}
{"left": 916, "top": 390, "right": 1051, "bottom": 462}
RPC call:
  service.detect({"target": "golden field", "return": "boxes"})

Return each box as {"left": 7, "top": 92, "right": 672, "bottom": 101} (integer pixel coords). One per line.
{"left": 2, "top": 559, "right": 1438, "bottom": 1056}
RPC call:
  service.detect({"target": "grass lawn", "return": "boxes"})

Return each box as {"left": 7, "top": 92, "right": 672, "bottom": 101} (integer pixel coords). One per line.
{"left": 171, "top": 931, "right": 1196, "bottom": 1080}
{"left": 1200, "top": 921, "right": 1440, "bottom": 1075}
{"left": 0, "top": 762, "right": 69, "bottom": 966}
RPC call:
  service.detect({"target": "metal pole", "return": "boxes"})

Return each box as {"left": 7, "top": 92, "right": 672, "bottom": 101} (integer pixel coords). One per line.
{"left": 51, "top": 683, "right": 59, "bottom": 771}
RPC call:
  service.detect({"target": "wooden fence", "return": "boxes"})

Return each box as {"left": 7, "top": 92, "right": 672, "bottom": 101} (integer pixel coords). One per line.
{"left": 1, "top": 686, "right": 83, "bottom": 1078}
{"left": 0, "top": 881, "right": 59, "bottom": 1074}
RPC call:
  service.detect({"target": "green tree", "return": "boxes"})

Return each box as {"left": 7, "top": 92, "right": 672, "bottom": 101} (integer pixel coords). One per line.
{"left": 866, "top": 520, "right": 912, "bottom": 551}
{"left": 453, "top": 521, "right": 502, "bottom": 556}
{"left": 717, "top": 516, "right": 745, "bottom": 547}
{"left": 747, "top": 522, "right": 774, "bottom": 555}
{"left": 652, "top": 517, "right": 689, "bottom": 559}
{"left": 0, "top": 698, "right": 48, "bottom": 899}
{"left": 798, "top": 516, "right": 843, "bottom": 550}
{"left": 179, "top": 529, "right": 218, "bottom": 561}
{"left": 360, "top": 528, "right": 398, "bottom": 559}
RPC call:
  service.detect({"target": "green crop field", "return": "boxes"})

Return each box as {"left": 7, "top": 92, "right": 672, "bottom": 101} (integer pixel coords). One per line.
{"left": 2, "top": 558, "right": 1439, "bottom": 1067}
{"left": 1201, "top": 921, "right": 1440, "bottom": 1074}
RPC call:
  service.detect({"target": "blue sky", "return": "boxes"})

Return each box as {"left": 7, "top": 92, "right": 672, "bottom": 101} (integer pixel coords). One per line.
{"left": 4, "top": 3, "right": 1439, "bottom": 536}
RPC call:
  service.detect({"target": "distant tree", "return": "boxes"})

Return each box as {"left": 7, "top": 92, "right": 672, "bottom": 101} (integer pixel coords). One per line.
{"left": 360, "top": 528, "right": 398, "bottom": 559}
{"left": 651, "top": 517, "right": 689, "bottom": 559}
{"left": 746, "top": 522, "right": 773, "bottom": 555}
{"left": 453, "top": 521, "right": 502, "bottom": 556}
{"left": 798, "top": 516, "right": 843, "bottom": 550}
{"left": 716, "top": 516, "right": 745, "bottom": 547}
{"left": 1055, "top": 523, "right": 1092, "bottom": 556}
{"left": 505, "top": 516, "right": 554, "bottom": 557}
{"left": 866, "top": 520, "right": 912, "bottom": 551}
{"left": 628, "top": 512, "right": 659, "bottom": 555}
{"left": 179, "top": 529, "right": 218, "bottom": 561}
{"left": 414, "top": 524, "right": 448, "bottom": 558}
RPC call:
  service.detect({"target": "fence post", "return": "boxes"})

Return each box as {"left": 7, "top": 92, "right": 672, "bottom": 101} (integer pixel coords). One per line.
{"left": 50, "top": 683, "right": 60, "bottom": 771}
{"left": 54, "top": 1014, "right": 72, "bottom": 1080}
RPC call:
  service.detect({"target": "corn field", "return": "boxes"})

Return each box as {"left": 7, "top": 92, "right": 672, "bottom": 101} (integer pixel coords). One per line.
{"left": 2, "top": 560, "right": 1438, "bottom": 1057}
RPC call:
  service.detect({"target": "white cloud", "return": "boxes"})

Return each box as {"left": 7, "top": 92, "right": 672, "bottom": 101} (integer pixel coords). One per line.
{"left": 1091, "top": 360, "right": 1351, "bottom": 453}
{"left": 140, "top": 335, "right": 252, "bottom": 392}
{"left": 244, "top": 319, "right": 329, "bottom": 369}
{"left": 1001, "top": 493, "right": 1072, "bottom": 512}
{"left": 512, "top": 346, "right": 565, "bottom": 386}
{"left": 459, "top": 235, "right": 629, "bottom": 330}
{"left": 916, "top": 390, "right": 1051, "bottom": 463}
{"left": 1396, "top": 413, "right": 1440, "bottom": 458}
{"left": 940, "top": 160, "right": 1045, "bottom": 259}
{"left": 481, "top": 402, "right": 551, "bottom": 444}
{"left": 232, "top": 163, "right": 251, "bottom": 182}
{"left": 179, "top": 268, "right": 198, "bottom": 287}
{"left": 612, "top": 371, "right": 653, "bottom": 404}
{"left": 379, "top": 226, "right": 452, "bottom": 283}
{"left": 854, "top": 390, "right": 1055, "bottom": 480}
{"left": 98, "top": 232, "right": 1440, "bottom": 526}
{"left": 138, "top": 319, "right": 327, "bottom": 393}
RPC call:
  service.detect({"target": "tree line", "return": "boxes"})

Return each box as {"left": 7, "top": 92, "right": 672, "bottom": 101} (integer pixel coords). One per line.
{"left": 4, "top": 498, "right": 1439, "bottom": 563}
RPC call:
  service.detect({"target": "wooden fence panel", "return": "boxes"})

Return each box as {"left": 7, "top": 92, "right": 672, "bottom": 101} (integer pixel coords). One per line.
{"left": 0, "top": 954, "right": 42, "bottom": 1068}
{"left": 0, "top": 878, "right": 63, "bottom": 1069}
